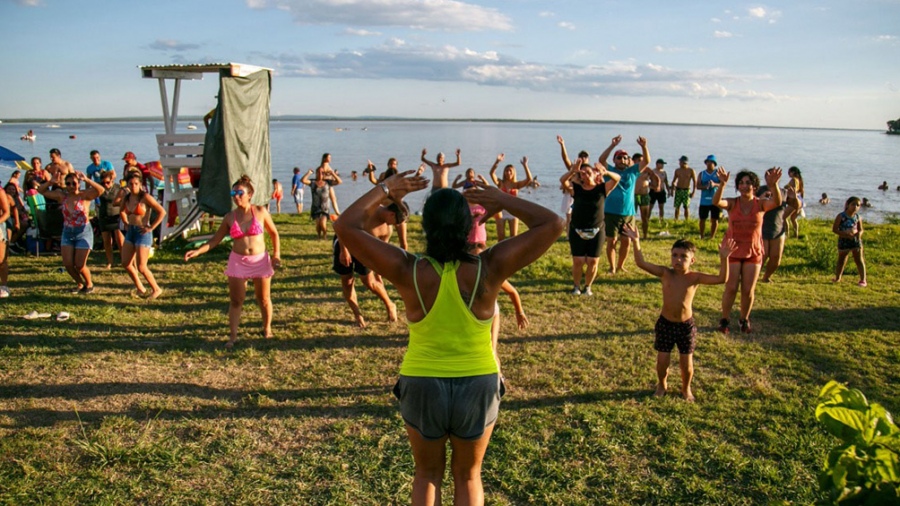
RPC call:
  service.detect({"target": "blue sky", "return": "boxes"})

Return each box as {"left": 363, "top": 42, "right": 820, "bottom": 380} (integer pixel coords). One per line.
{"left": 2, "top": 0, "right": 898, "bottom": 129}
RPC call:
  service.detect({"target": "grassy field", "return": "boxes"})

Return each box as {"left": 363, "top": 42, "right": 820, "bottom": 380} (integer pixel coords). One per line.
{"left": 1, "top": 213, "right": 899, "bottom": 505}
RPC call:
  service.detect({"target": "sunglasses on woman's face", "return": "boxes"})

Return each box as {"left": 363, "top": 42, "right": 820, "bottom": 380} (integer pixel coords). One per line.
{"left": 65, "top": 182, "right": 77, "bottom": 187}
{"left": 230, "top": 189, "right": 245, "bottom": 197}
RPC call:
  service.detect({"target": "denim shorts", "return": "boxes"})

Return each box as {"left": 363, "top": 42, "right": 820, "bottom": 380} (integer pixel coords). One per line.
{"left": 61, "top": 223, "right": 93, "bottom": 250}
{"left": 394, "top": 373, "right": 502, "bottom": 440}
{"left": 124, "top": 225, "right": 153, "bottom": 248}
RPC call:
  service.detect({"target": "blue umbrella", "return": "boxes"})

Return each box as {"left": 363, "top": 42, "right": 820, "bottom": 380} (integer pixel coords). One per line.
{"left": 0, "top": 144, "right": 30, "bottom": 170}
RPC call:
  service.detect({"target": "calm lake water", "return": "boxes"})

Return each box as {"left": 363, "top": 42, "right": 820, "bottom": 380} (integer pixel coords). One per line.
{"left": 3, "top": 120, "right": 899, "bottom": 223}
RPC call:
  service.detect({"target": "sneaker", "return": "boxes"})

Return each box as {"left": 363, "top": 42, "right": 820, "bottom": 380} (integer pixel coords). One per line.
{"left": 740, "top": 318, "right": 751, "bottom": 334}
{"left": 718, "top": 318, "right": 730, "bottom": 334}
{"left": 583, "top": 287, "right": 593, "bottom": 296}
{"left": 571, "top": 287, "right": 582, "bottom": 295}
{"left": 858, "top": 280, "right": 868, "bottom": 287}
{"left": 0, "top": 286, "right": 9, "bottom": 298}
{"left": 79, "top": 285, "right": 95, "bottom": 295}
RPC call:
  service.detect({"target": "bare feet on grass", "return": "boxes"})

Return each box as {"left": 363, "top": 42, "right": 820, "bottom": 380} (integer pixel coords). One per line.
{"left": 355, "top": 314, "right": 367, "bottom": 328}
{"left": 682, "top": 389, "right": 695, "bottom": 403}
{"left": 654, "top": 383, "right": 666, "bottom": 397}
{"left": 148, "top": 288, "right": 163, "bottom": 300}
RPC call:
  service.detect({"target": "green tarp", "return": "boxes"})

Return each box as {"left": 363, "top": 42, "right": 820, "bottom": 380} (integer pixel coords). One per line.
{"left": 199, "top": 69, "right": 272, "bottom": 215}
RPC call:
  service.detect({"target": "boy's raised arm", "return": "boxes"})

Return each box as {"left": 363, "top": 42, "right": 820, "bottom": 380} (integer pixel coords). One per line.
{"left": 696, "top": 238, "right": 737, "bottom": 285}
{"left": 622, "top": 224, "right": 665, "bottom": 277}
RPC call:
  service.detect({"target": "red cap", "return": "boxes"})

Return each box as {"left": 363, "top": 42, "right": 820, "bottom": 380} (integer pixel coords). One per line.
{"left": 613, "top": 150, "right": 629, "bottom": 159}
{"left": 122, "top": 151, "right": 136, "bottom": 160}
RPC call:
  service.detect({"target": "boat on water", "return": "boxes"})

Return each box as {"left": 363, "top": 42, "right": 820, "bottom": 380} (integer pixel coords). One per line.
{"left": 46, "top": 124, "right": 60, "bottom": 128}
{"left": 186, "top": 123, "right": 198, "bottom": 130}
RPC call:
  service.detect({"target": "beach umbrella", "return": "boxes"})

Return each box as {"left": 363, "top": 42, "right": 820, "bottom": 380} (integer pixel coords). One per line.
{"left": 0, "top": 144, "right": 30, "bottom": 170}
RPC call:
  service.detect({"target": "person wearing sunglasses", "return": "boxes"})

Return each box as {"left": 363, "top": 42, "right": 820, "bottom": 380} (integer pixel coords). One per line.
{"left": 38, "top": 171, "right": 105, "bottom": 294}
{"left": 184, "top": 176, "right": 281, "bottom": 348}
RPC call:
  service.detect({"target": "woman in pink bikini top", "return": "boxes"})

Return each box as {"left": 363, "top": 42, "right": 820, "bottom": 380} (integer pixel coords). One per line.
{"left": 184, "top": 176, "right": 282, "bottom": 348}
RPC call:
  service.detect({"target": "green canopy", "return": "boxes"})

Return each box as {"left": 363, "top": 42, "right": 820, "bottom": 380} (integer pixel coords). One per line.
{"left": 199, "top": 69, "right": 272, "bottom": 215}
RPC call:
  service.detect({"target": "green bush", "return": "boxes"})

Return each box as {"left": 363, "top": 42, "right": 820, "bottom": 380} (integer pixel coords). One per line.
{"left": 815, "top": 381, "right": 900, "bottom": 505}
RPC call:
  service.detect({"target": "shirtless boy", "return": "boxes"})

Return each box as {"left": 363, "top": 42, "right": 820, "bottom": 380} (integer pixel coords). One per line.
{"left": 623, "top": 224, "right": 736, "bottom": 402}
{"left": 671, "top": 155, "right": 696, "bottom": 220}
{"left": 420, "top": 147, "right": 461, "bottom": 192}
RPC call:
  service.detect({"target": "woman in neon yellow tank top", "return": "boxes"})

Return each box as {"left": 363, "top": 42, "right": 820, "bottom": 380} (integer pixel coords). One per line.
{"left": 335, "top": 171, "right": 563, "bottom": 506}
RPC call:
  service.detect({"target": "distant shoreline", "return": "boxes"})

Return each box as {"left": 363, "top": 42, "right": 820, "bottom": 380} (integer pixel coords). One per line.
{"left": 0, "top": 116, "right": 882, "bottom": 133}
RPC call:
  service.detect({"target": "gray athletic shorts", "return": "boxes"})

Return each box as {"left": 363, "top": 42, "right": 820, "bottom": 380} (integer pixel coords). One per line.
{"left": 394, "top": 373, "right": 503, "bottom": 440}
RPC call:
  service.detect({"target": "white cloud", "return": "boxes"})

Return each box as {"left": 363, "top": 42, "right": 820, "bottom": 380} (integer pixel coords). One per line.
{"left": 558, "top": 21, "right": 576, "bottom": 30}
{"left": 748, "top": 7, "right": 766, "bottom": 18}
{"left": 246, "top": 0, "right": 512, "bottom": 31}
{"left": 876, "top": 35, "right": 898, "bottom": 42}
{"left": 654, "top": 45, "right": 694, "bottom": 53}
{"left": 714, "top": 31, "right": 733, "bottom": 38}
{"left": 252, "top": 40, "right": 783, "bottom": 101}
{"left": 747, "top": 6, "right": 781, "bottom": 23}
{"left": 539, "top": 11, "right": 555, "bottom": 18}
{"left": 711, "top": 17, "right": 721, "bottom": 23}
{"left": 343, "top": 28, "right": 382, "bottom": 36}
{"left": 13, "top": 0, "right": 41, "bottom": 5}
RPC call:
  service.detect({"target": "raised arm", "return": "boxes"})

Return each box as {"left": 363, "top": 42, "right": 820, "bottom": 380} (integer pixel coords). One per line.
{"left": 557, "top": 135, "right": 572, "bottom": 170}
{"left": 489, "top": 153, "right": 504, "bottom": 186}
{"left": 449, "top": 148, "right": 461, "bottom": 168}
{"left": 598, "top": 135, "right": 622, "bottom": 168}
{"left": 77, "top": 172, "right": 105, "bottom": 201}
{"left": 420, "top": 148, "right": 436, "bottom": 168}
{"left": 622, "top": 224, "right": 666, "bottom": 277}
{"left": 515, "top": 156, "right": 534, "bottom": 189}
{"left": 300, "top": 169, "right": 314, "bottom": 186}
{"left": 761, "top": 167, "right": 783, "bottom": 212}
{"left": 695, "top": 238, "right": 738, "bottom": 285}
{"left": 712, "top": 167, "right": 731, "bottom": 210}
{"left": 328, "top": 169, "right": 343, "bottom": 186}
{"left": 365, "top": 161, "right": 378, "bottom": 184}
{"left": 636, "top": 136, "right": 651, "bottom": 172}
{"left": 451, "top": 174, "right": 465, "bottom": 189}
{"left": 559, "top": 158, "right": 582, "bottom": 191}
{"left": 37, "top": 177, "right": 65, "bottom": 202}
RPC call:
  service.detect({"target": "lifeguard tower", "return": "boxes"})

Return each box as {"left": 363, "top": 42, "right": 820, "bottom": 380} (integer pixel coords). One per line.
{"left": 140, "top": 63, "right": 273, "bottom": 241}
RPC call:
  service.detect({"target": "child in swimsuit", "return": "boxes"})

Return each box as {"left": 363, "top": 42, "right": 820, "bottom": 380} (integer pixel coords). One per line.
{"left": 832, "top": 196, "right": 867, "bottom": 287}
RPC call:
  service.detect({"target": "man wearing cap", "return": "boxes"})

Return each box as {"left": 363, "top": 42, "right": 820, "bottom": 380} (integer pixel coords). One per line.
{"left": 598, "top": 135, "right": 651, "bottom": 274}
{"left": 698, "top": 155, "right": 723, "bottom": 239}
{"left": 671, "top": 155, "right": 696, "bottom": 220}
{"left": 648, "top": 158, "right": 670, "bottom": 222}
{"left": 85, "top": 150, "right": 115, "bottom": 184}
{"left": 46, "top": 148, "right": 74, "bottom": 180}
{"left": 122, "top": 152, "right": 151, "bottom": 193}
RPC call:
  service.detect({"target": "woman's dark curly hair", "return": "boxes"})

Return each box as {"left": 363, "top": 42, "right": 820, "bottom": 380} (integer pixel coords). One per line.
{"left": 734, "top": 170, "right": 760, "bottom": 191}
{"left": 422, "top": 189, "right": 476, "bottom": 264}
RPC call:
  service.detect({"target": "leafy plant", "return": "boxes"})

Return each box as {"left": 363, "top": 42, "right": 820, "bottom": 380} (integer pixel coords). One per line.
{"left": 815, "top": 380, "right": 900, "bottom": 505}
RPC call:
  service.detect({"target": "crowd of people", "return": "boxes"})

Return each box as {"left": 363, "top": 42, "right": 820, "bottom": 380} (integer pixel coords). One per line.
{"left": 1, "top": 137, "right": 873, "bottom": 505}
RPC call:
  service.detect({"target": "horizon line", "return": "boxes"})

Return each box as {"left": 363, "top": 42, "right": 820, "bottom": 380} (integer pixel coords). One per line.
{"left": 0, "top": 116, "right": 884, "bottom": 133}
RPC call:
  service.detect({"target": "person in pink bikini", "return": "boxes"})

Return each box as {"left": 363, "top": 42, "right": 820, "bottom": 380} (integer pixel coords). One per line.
{"left": 184, "top": 176, "right": 281, "bottom": 348}
{"left": 711, "top": 166, "right": 783, "bottom": 334}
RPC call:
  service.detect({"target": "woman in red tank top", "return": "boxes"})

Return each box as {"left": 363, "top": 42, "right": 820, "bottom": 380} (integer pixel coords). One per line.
{"left": 711, "top": 167, "right": 783, "bottom": 334}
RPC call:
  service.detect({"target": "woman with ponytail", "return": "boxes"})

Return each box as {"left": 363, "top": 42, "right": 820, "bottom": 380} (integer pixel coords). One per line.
{"left": 335, "top": 171, "right": 563, "bottom": 505}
